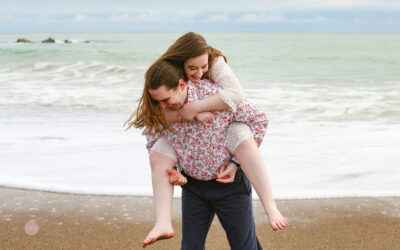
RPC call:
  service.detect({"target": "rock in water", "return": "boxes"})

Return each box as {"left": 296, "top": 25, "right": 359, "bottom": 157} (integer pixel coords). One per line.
{"left": 42, "top": 37, "right": 55, "bottom": 43}
{"left": 17, "top": 38, "right": 31, "bottom": 43}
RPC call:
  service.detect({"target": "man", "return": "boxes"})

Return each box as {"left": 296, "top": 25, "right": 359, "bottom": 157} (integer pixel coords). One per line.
{"left": 143, "top": 60, "right": 268, "bottom": 249}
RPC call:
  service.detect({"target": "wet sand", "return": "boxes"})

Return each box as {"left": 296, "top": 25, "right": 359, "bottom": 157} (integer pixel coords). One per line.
{"left": 1, "top": 186, "right": 399, "bottom": 249}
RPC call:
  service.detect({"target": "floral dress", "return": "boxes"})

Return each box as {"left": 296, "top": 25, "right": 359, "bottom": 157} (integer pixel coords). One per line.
{"left": 146, "top": 79, "right": 267, "bottom": 181}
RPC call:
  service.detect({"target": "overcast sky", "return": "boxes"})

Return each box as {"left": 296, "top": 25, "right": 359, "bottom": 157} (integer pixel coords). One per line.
{"left": 1, "top": 0, "right": 399, "bottom": 32}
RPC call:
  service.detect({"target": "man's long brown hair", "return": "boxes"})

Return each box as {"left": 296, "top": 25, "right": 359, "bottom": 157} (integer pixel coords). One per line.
{"left": 126, "top": 32, "right": 226, "bottom": 134}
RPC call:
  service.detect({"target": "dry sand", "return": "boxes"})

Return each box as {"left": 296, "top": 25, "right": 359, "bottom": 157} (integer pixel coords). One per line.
{"left": 1, "top": 186, "right": 399, "bottom": 249}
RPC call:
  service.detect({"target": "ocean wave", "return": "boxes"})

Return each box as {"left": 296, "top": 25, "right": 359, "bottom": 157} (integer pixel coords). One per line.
{"left": 0, "top": 107, "right": 399, "bottom": 198}
{"left": 0, "top": 62, "right": 399, "bottom": 124}
{"left": 1, "top": 61, "right": 138, "bottom": 77}
{"left": 0, "top": 61, "right": 144, "bottom": 113}
{"left": 245, "top": 82, "right": 400, "bottom": 123}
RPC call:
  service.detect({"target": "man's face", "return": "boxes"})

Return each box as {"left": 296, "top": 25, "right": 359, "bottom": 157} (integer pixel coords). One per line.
{"left": 148, "top": 84, "right": 186, "bottom": 110}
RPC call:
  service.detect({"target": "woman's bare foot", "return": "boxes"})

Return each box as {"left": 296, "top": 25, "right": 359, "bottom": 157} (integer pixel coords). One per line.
{"left": 266, "top": 207, "right": 288, "bottom": 231}
{"left": 142, "top": 224, "right": 175, "bottom": 248}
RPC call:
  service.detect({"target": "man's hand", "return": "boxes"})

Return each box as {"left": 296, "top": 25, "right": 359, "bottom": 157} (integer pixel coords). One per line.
{"left": 178, "top": 102, "right": 200, "bottom": 121}
{"left": 216, "top": 162, "right": 238, "bottom": 183}
{"left": 166, "top": 168, "right": 187, "bottom": 186}
{"left": 195, "top": 112, "right": 216, "bottom": 124}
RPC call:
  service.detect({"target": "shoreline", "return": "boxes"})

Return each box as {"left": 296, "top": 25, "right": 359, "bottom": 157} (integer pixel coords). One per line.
{"left": 1, "top": 186, "right": 400, "bottom": 249}
{"left": 2, "top": 185, "right": 399, "bottom": 200}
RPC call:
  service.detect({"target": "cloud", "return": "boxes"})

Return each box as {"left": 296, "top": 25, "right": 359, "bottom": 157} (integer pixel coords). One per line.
{"left": 204, "top": 13, "right": 230, "bottom": 23}
{"left": 2, "top": 0, "right": 400, "bottom": 16}
{"left": 0, "top": 13, "right": 12, "bottom": 21}
{"left": 109, "top": 13, "right": 156, "bottom": 22}
{"left": 236, "top": 13, "right": 328, "bottom": 23}
{"left": 109, "top": 14, "right": 134, "bottom": 22}
{"left": 0, "top": 0, "right": 399, "bottom": 32}
{"left": 227, "top": 0, "right": 400, "bottom": 11}
{"left": 74, "top": 15, "right": 88, "bottom": 22}
{"left": 108, "top": 11, "right": 194, "bottom": 23}
{"left": 236, "top": 13, "right": 279, "bottom": 23}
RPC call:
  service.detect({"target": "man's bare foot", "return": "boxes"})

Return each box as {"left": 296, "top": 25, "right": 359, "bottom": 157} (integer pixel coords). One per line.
{"left": 142, "top": 224, "right": 175, "bottom": 248}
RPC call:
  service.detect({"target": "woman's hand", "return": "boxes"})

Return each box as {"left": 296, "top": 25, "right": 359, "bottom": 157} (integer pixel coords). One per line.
{"left": 216, "top": 162, "right": 238, "bottom": 183}
{"left": 178, "top": 102, "right": 201, "bottom": 121}
{"left": 195, "top": 112, "right": 216, "bottom": 124}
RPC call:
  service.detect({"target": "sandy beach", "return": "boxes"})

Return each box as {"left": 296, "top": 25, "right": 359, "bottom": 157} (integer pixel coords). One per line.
{"left": 1, "top": 186, "right": 399, "bottom": 249}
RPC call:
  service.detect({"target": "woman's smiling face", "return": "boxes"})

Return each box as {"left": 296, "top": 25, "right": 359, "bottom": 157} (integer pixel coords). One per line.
{"left": 184, "top": 53, "right": 209, "bottom": 82}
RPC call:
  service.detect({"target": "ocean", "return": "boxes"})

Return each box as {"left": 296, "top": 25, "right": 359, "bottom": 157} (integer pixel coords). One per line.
{"left": 0, "top": 32, "right": 399, "bottom": 199}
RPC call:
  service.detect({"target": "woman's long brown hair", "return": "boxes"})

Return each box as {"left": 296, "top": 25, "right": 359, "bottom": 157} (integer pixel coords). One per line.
{"left": 125, "top": 60, "right": 185, "bottom": 134}
{"left": 126, "top": 32, "right": 226, "bottom": 134}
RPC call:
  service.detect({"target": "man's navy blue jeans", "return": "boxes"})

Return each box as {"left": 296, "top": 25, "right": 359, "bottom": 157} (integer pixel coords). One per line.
{"left": 180, "top": 169, "right": 262, "bottom": 250}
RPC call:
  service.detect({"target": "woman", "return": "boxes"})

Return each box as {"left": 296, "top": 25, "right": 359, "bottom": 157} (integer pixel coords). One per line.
{"left": 127, "top": 32, "right": 287, "bottom": 247}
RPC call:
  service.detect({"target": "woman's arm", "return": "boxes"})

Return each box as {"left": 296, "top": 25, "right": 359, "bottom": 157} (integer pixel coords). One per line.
{"left": 179, "top": 56, "right": 244, "bottom": 121}
{"left": 209, "top": 56, "right": 244, "bottom": 111}
{"left": 178, "top": 95, "right": 229, "bottom": 121}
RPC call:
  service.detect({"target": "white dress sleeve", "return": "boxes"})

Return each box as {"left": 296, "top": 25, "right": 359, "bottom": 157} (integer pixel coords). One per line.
{"left": 147, "top": 130, "right": 178, "bottom": 162}
{"left": 151, "top": 136, "right": 178, "bottom": 162}
{"left": 209, "top": 56, "right": 244, "bottom": 112}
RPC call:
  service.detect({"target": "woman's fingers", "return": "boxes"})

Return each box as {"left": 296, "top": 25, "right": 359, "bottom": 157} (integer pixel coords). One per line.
{"left": 216, "top": 177, "right": 233, "bottom": 183}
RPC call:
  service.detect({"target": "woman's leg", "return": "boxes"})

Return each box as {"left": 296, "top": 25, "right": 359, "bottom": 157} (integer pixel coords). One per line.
{"left": 227, "top": 123, "right": 288, "bottom": 231}
{"left": 142, "top": 137, "right": 178, "bottom": 247}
